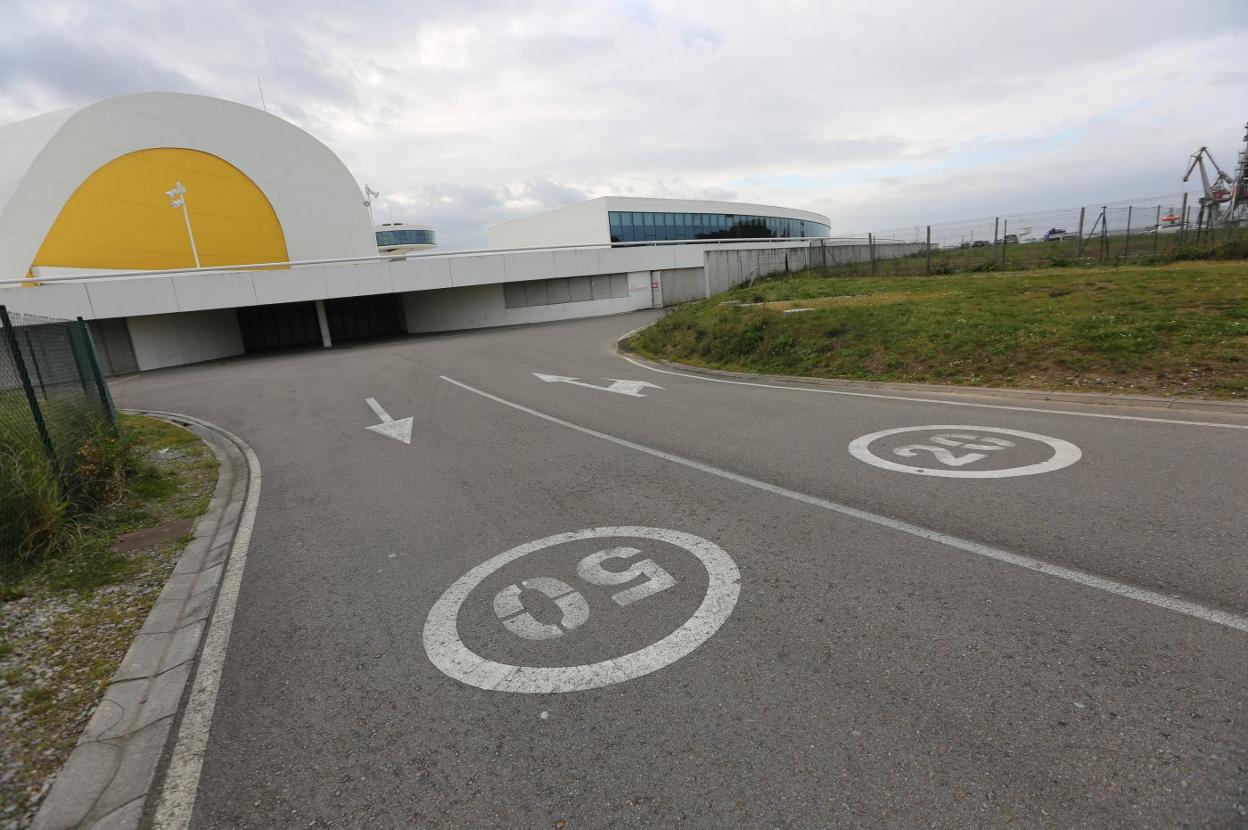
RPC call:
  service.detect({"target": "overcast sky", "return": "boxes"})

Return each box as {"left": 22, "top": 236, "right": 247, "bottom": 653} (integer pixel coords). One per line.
{"left": 3, "top": 0, "right": 1247, "bottom": 248}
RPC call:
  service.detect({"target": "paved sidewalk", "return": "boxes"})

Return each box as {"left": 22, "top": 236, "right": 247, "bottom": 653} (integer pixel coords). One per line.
{"left": 33, "top": 414, "right": 254, "bottom": 830}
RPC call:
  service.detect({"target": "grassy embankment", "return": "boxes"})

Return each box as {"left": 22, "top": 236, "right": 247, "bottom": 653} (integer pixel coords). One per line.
{"left": 0, "top": 415, "right": 218, "bottom": 824}
{"left": 630, "top": 260, "right": 1248, "bottom": 399}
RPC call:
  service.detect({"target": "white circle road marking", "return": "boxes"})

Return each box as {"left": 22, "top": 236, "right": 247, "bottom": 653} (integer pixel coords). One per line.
{"left": 848, "top": 425, "right": 1082, "bottom": 478}
{"left": 423, "top": 526, "right": 741, "bottom": 694}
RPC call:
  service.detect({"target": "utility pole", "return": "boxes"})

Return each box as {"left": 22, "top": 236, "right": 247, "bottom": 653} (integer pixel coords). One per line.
{"left": 165, "top": 182, "right": 200, "bottom": 268}
{"left": 925, "top": 225, "right": 931, "bottom": 274}
{"left": 1074, "top": 207, "right": 1086, "bottom": 258}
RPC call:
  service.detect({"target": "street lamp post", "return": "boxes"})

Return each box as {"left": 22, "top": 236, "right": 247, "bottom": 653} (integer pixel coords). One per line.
{"left": 165, "top": 182, "right": 201, "bottom": 268}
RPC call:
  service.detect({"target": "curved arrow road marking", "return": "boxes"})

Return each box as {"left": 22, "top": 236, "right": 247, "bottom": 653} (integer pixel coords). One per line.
{"left": 533, "top": 373, "right": 663, "bottom": 397}
{"left": 365, "top": 397, "right": 413, "bottom": 444}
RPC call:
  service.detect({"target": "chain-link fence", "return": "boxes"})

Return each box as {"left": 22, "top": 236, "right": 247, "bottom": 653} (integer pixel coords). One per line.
{"left": 1, "top": 306, "right": 116, "bottom": 569}
{"left": 815, "top": 192, "right": 1248, "bottom": 278}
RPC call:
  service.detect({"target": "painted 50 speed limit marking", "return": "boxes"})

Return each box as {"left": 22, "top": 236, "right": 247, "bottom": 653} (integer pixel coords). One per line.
{"left": 422, "top": 526, "right": 741, "bottom": 694}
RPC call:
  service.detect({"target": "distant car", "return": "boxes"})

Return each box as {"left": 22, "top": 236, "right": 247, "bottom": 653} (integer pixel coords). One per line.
{"left": 971, "top": 240, "right": 990, "bottom": 247}
{"left": 1044, "top": 228, "right": 1072, "bottom": 242}
{"left": 1002, "top": 233, "right": 1019, "bottom": 245}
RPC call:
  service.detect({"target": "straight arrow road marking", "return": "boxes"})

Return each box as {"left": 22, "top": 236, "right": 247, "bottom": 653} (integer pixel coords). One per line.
{"left": 364, "top": 397, "right": 414, "bottom": 444}
{"left": 533, "top": 373, "right": 663, "bottom": 398}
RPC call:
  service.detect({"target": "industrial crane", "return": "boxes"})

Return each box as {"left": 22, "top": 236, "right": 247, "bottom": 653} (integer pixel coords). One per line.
{"left": 1183, "top": 123, "right": 1248, "bottom": 226}
{"left": 1182, "top": 146, "right": 1233, "bottom": 223}
{"left": 1229, "top": 122, "right": 1248, "bottom": 225}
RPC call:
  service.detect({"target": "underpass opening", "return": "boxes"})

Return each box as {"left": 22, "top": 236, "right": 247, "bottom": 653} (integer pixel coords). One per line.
{"left": 237, "top": 301, "right": 321, "bottom": 352}
{"left": 324, "top": 294, "right": 405, "bottom": 342}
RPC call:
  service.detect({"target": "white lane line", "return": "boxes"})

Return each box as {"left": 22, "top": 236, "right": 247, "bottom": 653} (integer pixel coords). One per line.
{"left": 149, "top": 415, "right": 262, "bottom": 829}
{"left": 439, "top": 375, "right": 1248, "bottom": 635}
{"left": 617, "top": 354, "right": 1248, "bottom": 431}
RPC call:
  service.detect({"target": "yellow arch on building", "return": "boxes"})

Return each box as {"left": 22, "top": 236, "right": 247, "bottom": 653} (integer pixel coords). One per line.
{"left": 33, "top": 148, "right": 289, "bottom": 272}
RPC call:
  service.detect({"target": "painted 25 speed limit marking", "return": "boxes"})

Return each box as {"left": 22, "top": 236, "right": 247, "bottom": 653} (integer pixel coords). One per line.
{"left": 848, "top": 425, "right": 1082, "bottom": 478}
{"left": 423, "top": 527, "right": 740, "bottom": 694}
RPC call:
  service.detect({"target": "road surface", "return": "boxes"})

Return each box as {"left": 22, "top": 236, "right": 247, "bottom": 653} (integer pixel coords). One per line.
{"left": 115, "top": 311, "right": 1248, "bottom": 829}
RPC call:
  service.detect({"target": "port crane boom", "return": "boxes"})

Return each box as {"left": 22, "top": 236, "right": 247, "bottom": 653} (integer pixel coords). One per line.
{"left": 1182, "top": 146, "right": 1234, "bottom": 223}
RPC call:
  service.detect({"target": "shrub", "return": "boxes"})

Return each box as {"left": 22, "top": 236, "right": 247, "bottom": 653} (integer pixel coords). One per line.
{"left": 68, "top": 418, "right": 131, "bottom": 510}
{"left": 0, "top": 444, "right": 68, "bottom": 565}
{"left": 1, "top": 416, "right": 129, "bottom": 570}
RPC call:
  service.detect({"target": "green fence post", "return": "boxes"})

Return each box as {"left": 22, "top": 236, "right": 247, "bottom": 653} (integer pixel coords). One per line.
{"left": 1124, "top": 205, "right": 1133, "bottom": 259}
{"left": 1103, "top": 205, "right": 1113, "bottom": 260}
{"left": 20, "top": 328, "right": 48, "bottom": 397}
{"left": 925, "top": 225, "right": 931, "bottom": 274}
{"left": 0, "top": 306, "right": 60, "bottom": 478}
{"left": 76, "top": 318, "right": 116, "bottom": 421}
{"left": 67, "top": 321, "right": 94, "bottom": 397}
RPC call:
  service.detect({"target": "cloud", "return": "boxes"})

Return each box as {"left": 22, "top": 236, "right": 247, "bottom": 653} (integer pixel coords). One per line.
{"left": 1, "top": 0, "right": 1246, "bottom": 248}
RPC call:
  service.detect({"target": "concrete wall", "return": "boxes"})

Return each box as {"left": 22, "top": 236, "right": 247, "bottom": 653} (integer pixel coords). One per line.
{"left": 659, "top": 267, "right": 708, "bottom": 306}
{"left": 487, "top": 199, "right": 610, "bottom": 249}
{"left": 0, "top": 240, "right": 921, "bottom": 370}
{"left": 705, "top": 242, "right": 926, "bottom": 291}
{"left": 127, "top": 309, "right": 244, "bottom": 371}
{"left": 0, "top": 240, "right": 716, "bottom": 321}
{"left": 403, "top": 270, "right": 652, "bottom": 333}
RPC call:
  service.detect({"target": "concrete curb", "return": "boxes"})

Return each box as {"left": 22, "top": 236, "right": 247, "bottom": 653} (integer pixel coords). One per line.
{"left": 614, "top": 324, "right": 1248, "bottom": 417}
{"left": 32, "top": 412, "right": 253, "bottom": 830}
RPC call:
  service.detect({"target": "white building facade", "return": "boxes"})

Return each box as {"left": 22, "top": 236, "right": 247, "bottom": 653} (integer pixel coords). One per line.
{"left": 487, "top": 197, "right": 831, "bottom": 249}
{"left": 0, "top": 93, "right": 919, "bottom": 374}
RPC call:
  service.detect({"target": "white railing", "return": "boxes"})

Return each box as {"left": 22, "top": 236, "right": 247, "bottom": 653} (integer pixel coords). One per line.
{"left": 0, "top": 235, "right": 888, "bottom": 288}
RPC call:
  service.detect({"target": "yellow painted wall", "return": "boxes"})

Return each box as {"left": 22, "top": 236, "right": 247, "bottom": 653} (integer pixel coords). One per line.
{"left": 32, "top": 148, "right": 288, "bottom": 271}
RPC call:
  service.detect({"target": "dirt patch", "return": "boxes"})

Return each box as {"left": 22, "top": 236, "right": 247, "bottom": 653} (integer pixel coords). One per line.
{"left": 111, "top": 518, "right": 194, "bottom": 552}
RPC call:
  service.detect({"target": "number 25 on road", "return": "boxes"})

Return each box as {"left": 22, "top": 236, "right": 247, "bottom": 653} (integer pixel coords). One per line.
{"left": 493, "top": 548, "right": 677, "bottom": 641}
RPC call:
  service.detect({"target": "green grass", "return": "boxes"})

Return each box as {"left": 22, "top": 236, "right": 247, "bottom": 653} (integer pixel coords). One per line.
{"left": 0, "top": 415, "right": 218, "bottom": 823}
{"left": 630, "top": 260, "right": 1248, "bottom": 399}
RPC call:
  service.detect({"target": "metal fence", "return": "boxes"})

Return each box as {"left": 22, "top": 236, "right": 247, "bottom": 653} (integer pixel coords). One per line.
{"left": 815, "top": 192, "right": 1248, "bottom": 277}
{"left": 1, "top": 305, "right": 116, "bottom": 564}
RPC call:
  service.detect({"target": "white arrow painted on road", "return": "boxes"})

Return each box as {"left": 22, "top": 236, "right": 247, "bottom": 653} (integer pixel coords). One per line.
{"left": 364, "top": 397, "right": 413, "bottom": 444}
{"left": 533, "top": 373, "right": 663, "bottom": 397}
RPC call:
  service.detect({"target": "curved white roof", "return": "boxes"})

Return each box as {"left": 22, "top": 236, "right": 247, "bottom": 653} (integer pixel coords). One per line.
{"left": 0, "top": 92, "right": 377, "bottom": 280}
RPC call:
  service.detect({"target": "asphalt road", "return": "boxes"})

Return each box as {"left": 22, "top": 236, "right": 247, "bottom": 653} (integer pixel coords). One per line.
{"left": 115, "top": 311, "right": 1248, "bottom": 829}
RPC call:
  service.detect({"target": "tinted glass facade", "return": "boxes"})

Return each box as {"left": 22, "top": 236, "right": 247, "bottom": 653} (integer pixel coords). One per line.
{"left": 609, "top": 211, "right": 830, "bottom": 243}
{"left": 375, "top": 228, "right": 436, "bottom": 247}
